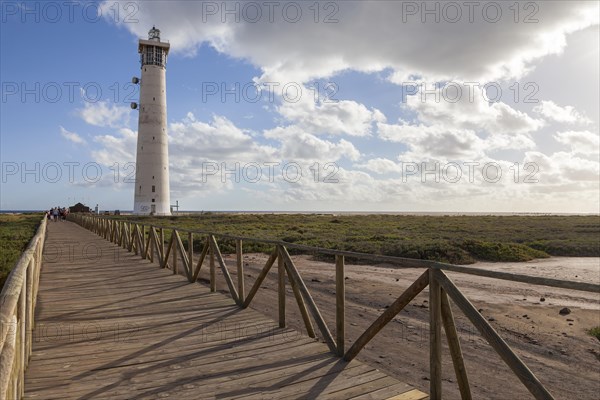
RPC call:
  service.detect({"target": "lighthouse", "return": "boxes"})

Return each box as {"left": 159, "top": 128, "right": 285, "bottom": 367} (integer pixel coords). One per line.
{"left": 132, "top": 26, "right": 171, "bottom": 215}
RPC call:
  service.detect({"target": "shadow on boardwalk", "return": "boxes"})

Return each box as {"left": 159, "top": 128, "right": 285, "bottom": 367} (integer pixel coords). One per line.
{"left": 24, "top": 221, "right": 425, "bottom": 400}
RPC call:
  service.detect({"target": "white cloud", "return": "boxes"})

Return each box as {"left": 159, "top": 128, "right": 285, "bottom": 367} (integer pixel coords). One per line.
{"left": 554, "top": 130, "right": 600, "bottom": 155}
{"left": 276, "top": 93, "right": 384, "bottom": 137}
{"left": 375, "top": 82, "right": 542, "bottom": 160}
{"left": 59, "top": 126, "right": 86, "bottom": 144}
{"left": 525, "top": 151, "right": 600, "bottom": 184}
{"left": 356, "top": 158, "right": 402, "bottom": 174}
{"left": 91, "top": 128, "right": 137, "bottom": 165}
{"left": 79, "top": 101, "right": 131, "bottom": 128}
{"left": 169, "top": 113, "right": 276, "bottom": 162}
{"left": 264, "top": 125, "right": 360, "bottom": 162}
{"left": 378, "top": 123, "right": 485, "bottom": 160}
{"left": 404, "top": 83, "right": 544, "bottom": 135}
{"left": 534, "top": 100, "right": 592, "bottom": 124}
{"left": 102, "top": 1, "right": 598, "bottom": 83}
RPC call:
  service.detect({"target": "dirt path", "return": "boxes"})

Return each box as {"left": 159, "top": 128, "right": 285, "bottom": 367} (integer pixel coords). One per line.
{"left": 197, "top": 254, "right": 599, "bottom": 399}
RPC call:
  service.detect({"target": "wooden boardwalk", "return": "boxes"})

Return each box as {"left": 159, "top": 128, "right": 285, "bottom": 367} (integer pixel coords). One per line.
{"left": 23, "top": 222, "right": 427, "bottom": 399}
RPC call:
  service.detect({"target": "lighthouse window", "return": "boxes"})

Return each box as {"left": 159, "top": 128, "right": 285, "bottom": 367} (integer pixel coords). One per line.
{"left": 145, "top": 46, "right": 154, "bottom": 64}
{"left": 141, "top": 46, "right": 165, "bottom": 67}
{"left": 152, "top": 199, "right": 155, "bottom": 203}
{"left": 152, "top": 185, "right": 155, "bottom": 193}
{"left": 153, "top": 97, "right": 155, "bottom": 101}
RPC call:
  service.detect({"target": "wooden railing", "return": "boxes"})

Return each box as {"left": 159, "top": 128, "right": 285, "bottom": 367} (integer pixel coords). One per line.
{"left": 71, "top": 215, "right": 599, "bottom": 400}
{"left": 0, "top": 217, "right": 47, "bottom": 400}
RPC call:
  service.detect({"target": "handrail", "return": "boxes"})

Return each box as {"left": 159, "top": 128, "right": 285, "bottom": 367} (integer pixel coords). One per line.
{"left": 0, "top": 217, "right": 47, "bottom": 400}
{"left": 76, "top": 215, "right": 597, "bottom": 292}
{"left": 70, "top": 214, "right": 600, "bottom": 400}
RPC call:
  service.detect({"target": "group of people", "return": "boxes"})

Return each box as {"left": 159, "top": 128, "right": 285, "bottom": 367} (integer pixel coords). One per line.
{"left": 47, "top": 207, "right": 68, "bottom": 222}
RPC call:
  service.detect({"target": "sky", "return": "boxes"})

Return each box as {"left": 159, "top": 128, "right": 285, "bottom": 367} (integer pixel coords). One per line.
{"left": 0, "top": 0, "right": 599, "bottom": 213}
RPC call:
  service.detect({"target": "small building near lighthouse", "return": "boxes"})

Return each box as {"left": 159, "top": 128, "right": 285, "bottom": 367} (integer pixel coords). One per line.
{"left": 132, "top": 26, "right": 171, "bottom": 215}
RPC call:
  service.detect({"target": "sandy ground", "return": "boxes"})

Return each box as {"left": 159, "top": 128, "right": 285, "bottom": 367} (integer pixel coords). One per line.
{"left": 194, "top": 254, "right": 599, "bottom": 399}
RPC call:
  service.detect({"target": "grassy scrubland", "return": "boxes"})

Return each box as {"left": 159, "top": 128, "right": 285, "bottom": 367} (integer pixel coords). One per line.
{"left": 118, "top": 214, "right": 600, "bottom": 265}
{"left": 0, "top": 214, "right": 42, "bottom": 289}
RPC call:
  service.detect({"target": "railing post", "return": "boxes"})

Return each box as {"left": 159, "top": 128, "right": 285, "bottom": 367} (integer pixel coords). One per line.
{"left": 121, "top": 222, "right": 125, "bottom": 247}
{"left": 209, "top": 244, "right": 216, "bottom": 292}
{"left": 127, "top": 223, "right": 132, "bottom": 251}
{"left": 160, "top": 228, "right": 165, "bottom": 265}
{"left": 149, "top": 228, "right": 154, "bottom": 263}
{"left": 236, "top": 239, "right": 244, "bottom": 303}
{"left": 25, "top": 257, "right": 33, "bottom": 363}
{"left": 188, "top": 232, "right": 194, "bottom": 282}
{"left": 441, "top": 289, "right": 472, "bottom": 400}
{"left": 172, "top": 230, "right": 178, "bottom": 275}
{"left": 18, "top": 277, "right": 26, "bottom": 398}
{"left": 430, "top": 268, "right": 442, "bottom": 400}
{"left": 335, "top": 255, "right": 345, "bottom": 356}
{"left": 277, "top": 246, "right": 286, "bottom": 328}
{"left": 140, "top": 225, "right": 146, "bottom": 259}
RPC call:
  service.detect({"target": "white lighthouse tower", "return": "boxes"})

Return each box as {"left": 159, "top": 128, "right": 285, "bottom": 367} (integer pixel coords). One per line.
{"left": 133, "top": 26, "right": 171, "bottom": 215}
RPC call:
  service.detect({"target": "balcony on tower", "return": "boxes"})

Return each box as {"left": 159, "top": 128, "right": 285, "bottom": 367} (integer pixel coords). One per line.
{"left": 138, "top": 26, "right": 170, "bottom": 68}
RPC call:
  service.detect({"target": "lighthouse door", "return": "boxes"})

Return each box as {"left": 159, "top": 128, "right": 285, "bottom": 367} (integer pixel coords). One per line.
{"left": 151, "top": 204, "right": 156, "bottom": 214}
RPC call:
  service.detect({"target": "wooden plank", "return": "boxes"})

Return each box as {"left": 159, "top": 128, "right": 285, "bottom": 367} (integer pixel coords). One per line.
{"left": 188, "top": 232, "right": 194, "bottom": 282}
{"left": 143, "top": 227, "right": 152, "bottom": 261}
{"left": 385, "top": 389, "right": 430, "bottom": 399}
{"left": 0, "top": 217, "right": 46, "bottom": 397}
{"left": 192, "top": 237, "right": 209, "bottom": 282}
{"left": 24, "top": 219, "right": 423, "bottom": 400}
{"left": 279, "top": 246, "right": 337, "bottom": 354}
{"left": 209, "top": 236, "right": 239, "bottom": 303}
{"left": 260, "top": 364, "right": 376, "bottom": 400}
{"left": 434, "top": 269, "right": 555, "bottom": 400}
{"left": 349, "top": 382, "right": 417, "bottom": 399}
{"left": 161, "top": 232, "right": 174, "bottom": 269}
{"left": 160, "top": 228, "right": 165, "bottom": 265}
{"left": 344, "top": 270, "right": 429, "bottom": 361}
{"left": 277, "top": 245, "right": 286, "bottom": 328}
{"left": 429, "top": 269, "right": 442, "bottom": 400}
{"left": 440, "top": 289, "right": 471, "bottom": 400}
{"left": 0, "top": 315, "right": 16, "bottom": 400}
{"left": 335, "top": 255, "right": 345, "bottom": 356}
{"left": 242, "top": 249, "right": 278, "bottom": 308}
{"left": 210, "top": 246, "right": 216, "bottom": 292}
{"left": 221, "top": 359, "right": 370, "bottom": 400}
{"left": 236, "top": 239, "right": 245, "bottom": 303}
{"left": 172, "top": 230, "right": 178, "bottom": 275}
{"left": 175, "top": 229, "right": 193, "bottom": 279}
{"left": 284, "top": 258, "right": 316, "bottom": 338}
{"left": 320, "top": 375, "right": 400, "bottom": 399}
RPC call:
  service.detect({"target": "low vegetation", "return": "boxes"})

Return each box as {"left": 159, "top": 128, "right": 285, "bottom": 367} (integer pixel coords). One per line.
{"left": 114, "top": 213, "right": 599, "bottom": 265}
{"left": 588, "top": 326, "right": 600, "bottom": 341}
{"left": 0, "top": 214, "right": 42, "bottom": 290}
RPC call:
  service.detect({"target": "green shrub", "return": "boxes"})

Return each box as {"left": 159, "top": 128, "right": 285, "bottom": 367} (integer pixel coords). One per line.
{"left": 460, "top": 240, "right": 549, "bottom": 262}
{"left": 588, "top": 326, "right": 600, "bottom": 341}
